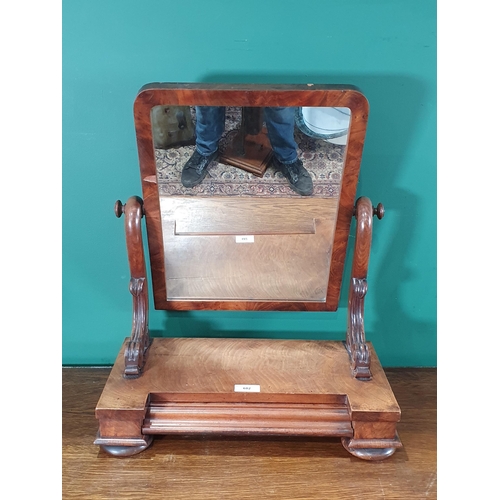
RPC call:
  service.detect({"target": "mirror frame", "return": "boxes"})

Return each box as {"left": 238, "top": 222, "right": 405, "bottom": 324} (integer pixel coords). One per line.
{"left": 133, "top": 83, "right": 369, "bottom": 311}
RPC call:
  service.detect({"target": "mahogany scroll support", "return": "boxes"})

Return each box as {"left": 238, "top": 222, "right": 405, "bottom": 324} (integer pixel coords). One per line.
{"left": 346, "top": 197, "right": 384, "bottom": 380}
{"left": 115, "top": 196, "right": 151, "bottom": 378}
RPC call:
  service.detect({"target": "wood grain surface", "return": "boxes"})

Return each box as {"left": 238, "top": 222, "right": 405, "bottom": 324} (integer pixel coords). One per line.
{"left": 63, "top": 367, "right": 436, "bottom": 499}
{"left": 96, "top": 338, "right": 399, "bottom": 415}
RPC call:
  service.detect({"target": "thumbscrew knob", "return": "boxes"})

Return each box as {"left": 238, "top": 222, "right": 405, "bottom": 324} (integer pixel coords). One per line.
{"left": 373, "top": 203, "right": 384, "bottom": 219}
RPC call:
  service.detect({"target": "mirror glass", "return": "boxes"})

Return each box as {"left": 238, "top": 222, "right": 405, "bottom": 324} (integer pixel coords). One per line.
{"left": 152, "top": 105, "right": 351, "bottom": 302}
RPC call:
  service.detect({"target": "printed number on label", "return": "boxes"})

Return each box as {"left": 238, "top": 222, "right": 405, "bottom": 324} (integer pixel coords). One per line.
{"left": 234, "top": 384, "right": 260, "bottom": 392}
{"left": 235, "top": 235, "right": 254, "bottom": 243}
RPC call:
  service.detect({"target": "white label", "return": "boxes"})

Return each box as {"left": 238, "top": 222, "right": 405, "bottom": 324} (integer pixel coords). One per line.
{"left": 235, "top": 235, "right": 254, "bottom": 243}
{"left": 234, "top": 384, "right": 261, "bottom": 392}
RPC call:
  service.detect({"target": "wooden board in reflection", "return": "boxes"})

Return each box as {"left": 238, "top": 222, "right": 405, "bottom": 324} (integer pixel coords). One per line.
{"left": 160, "top": 197, "right": 338, "bottom": 302}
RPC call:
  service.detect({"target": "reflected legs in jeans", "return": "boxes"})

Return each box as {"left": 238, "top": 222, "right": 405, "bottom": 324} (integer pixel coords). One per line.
{"left": 181, "top": 106, "right": 313, "bottom": 195}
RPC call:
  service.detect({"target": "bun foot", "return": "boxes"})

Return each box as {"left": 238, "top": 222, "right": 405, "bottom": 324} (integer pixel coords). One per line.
{"left": 96, "top": 434, "right": 153, "bottom": 457}
{"left": 341, "top": 437, "right": 398, "bottom": 461}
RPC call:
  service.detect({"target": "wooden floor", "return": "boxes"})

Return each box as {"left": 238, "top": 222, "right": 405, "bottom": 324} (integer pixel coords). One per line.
{"left": 63, "top": 367, "right": 436, "bottom": 499}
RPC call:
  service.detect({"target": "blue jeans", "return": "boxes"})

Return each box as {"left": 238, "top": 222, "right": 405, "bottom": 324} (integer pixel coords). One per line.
{"left": 195, "top": 106, "right": 298, "bottom": 164}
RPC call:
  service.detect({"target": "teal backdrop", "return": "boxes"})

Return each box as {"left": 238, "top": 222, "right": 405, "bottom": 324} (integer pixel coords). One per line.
{"left": 62, "top": 0, "right": 436, "bottom": 367}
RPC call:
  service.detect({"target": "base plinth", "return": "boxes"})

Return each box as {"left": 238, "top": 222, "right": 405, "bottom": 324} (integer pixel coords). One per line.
{"left": 95, "top": 338, "right": 402, "bottom": 460}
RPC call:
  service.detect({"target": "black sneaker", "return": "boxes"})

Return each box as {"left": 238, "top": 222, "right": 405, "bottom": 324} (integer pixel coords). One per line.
{"left": 181, "top": 150, "right": 219, "bottom": 188}
{"left": 273, "top": 157, "right": 313, "bottom": 196}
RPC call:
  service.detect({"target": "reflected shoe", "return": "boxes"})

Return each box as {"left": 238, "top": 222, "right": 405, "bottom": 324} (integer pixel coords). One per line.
{"left": 181, "top": 150, "right": 219, "bottom": 188}
{"left": 273, "top": 157, "right": 313, "bottom": 196}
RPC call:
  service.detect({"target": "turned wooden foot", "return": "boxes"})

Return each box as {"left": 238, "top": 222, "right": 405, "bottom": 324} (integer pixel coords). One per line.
{"left": 100, "top": 440, "right": 153, "bottom": 457}
{"left": 96, "top": 434, "right": 153, "bottom": 457}
{"left": 341, "top": 438, "right": 396, "bottom": 460}
{"left": 341, "top": 432, "right": 401, "bottom": 461}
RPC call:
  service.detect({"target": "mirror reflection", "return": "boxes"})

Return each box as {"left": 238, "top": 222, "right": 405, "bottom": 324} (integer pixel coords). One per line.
{"left": 151, "top": 105, "right": 351, "bottom": 302}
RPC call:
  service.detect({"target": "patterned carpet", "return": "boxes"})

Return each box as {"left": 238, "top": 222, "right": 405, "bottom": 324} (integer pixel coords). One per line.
{"left": 155, "top": 107, "right": 346, "bottom": 198}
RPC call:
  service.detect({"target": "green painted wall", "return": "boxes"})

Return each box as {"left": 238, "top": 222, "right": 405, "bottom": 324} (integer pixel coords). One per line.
{"left": 62, "top": 0, "right": 436, "bottom": 366}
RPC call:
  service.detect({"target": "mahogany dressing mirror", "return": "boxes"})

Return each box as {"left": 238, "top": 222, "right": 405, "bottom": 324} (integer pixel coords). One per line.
{"left": 94, "top": 84, "right": 401, "bottom": 462}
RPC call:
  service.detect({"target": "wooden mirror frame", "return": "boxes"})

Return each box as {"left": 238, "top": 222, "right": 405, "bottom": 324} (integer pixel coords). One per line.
{"left": 133, "top": 83, "right": 369, "bottom": 312}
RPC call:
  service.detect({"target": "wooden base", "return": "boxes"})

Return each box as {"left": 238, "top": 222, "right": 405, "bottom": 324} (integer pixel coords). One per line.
{"left": 95, "top": 337, "right": 402, "bottom": 460}
{"left": 219, "top": 129, "right": 273, "bottom": 176}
